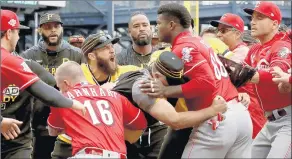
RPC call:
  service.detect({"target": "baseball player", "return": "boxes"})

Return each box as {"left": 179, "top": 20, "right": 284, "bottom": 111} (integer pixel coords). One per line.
{"left": 48, "top": 61, "right": 147, "bottom": 159}
{"left": 242, "top": 2, "right": 291, "bottom": 158}
{"left": 210, "top": 13, "right": 267, "bottom": 139}
{"left": 140, "top": 3, "right": 252, "bottom": 158}
{"left": 51, "top": 33, "right": 141, "bottom": 159}
{"left": 20, "top": 12, "right": 85, "bottom": 159}
{"left": 1, "top": 9, "right": 85, "bottom": 159}
{"left": 82, "top": 33, "right": 169, "bottom": 159}
{"left": 117, "top": 11, "right": 157, "bottom": 69}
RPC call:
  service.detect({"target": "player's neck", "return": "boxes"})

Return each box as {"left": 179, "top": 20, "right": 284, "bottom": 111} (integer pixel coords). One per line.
{"left": 89, "top": 64, "right": 109, "bottom": 83}
{"left": 1, "top": 40, "right": 13, "bottom": 52}
{"left": 45, "top": 43, "right": 58, "bottom": 51}
{"left": 132, "top": 43, "right": 152, "bottom": 56}
{"left": 258, "top": 30, "right": 278, "bottom": 44}
{"left": 229, "top": 40, "right": 243, "bottom": 51}
{"left": 170, "top": 28, "right": 189, "bottom": 45}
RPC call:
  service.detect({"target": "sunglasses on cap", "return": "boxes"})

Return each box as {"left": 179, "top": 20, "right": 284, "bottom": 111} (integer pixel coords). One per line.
{"left": 92, "top": 34, "right": 119, "bottom": 50}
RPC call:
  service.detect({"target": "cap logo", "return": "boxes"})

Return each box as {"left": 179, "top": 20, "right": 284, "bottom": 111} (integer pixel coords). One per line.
{"left": 236, "top": 24, "right": 239, "bottom": 27}
{"left": 222, "top": 14, "right": 227, "bottom": 19}
{"left": 271, "top": 13, "right": 274, "bottom": 17}
{"left": 255, "top": 2, "right": 261, "bottom": 8}
{"left": 8, "top": 19, "right": 16, "bottom": 27}
{"left": 47, "top": 14, "right": 54, "bottom": 20}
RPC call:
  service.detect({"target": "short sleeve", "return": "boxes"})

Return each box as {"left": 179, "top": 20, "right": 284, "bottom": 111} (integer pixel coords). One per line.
{"left": 2, "top": 55, "right": 39, "bottom": 90}
{"left": 47, "top": 107, "right": 65, "bottom": 129}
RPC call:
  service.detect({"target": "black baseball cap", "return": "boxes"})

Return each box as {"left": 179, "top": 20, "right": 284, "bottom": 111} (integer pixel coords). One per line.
{"left": 81, "top": 33, "right": 120, "bottom": 55}
{"left": 154, "top": 51, "right": 184, "bottom": 79}
{"left": 39, "top": 13, "right": 63, "bottom": 26}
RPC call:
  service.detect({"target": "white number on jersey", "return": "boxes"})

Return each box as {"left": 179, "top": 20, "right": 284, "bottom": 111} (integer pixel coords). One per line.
{"left": 209, "top": 51, "right": 228, "bottom": 80}
{"left": 84, "top": 100, "right": 114, "bottom": 125}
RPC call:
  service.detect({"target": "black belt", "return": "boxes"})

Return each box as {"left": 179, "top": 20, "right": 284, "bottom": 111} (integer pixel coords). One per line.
{"left": 267, "top": 109, "right": 287, "bottom": 121}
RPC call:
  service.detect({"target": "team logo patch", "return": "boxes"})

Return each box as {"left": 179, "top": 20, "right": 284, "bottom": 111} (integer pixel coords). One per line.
{"left": 8, "top": 19, "right": 16, "bottom": 27}
{"left": 181, "top": 47, "right": 193, "bottom": 63}
{"left": 277, "top": 47, "right": 291, "bottom": 58}
{"left": 20, "top": 62, "right": 33, "bottom": 73}
{"left": 255, "top": 2, "right": 261, "bottom": 8}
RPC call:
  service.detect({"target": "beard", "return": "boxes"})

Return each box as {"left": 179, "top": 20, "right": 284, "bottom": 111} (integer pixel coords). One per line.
{"left": 132, "top": 34, "right": 152, "bottom": 46}
{"left": 96, "top": 57, "right": 117, "bottom": 75}
{"left": 42, "top": 32, "right": 63, "bottom": 46}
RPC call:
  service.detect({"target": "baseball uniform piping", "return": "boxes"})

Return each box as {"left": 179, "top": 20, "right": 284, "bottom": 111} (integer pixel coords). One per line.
{"left": 127, "top": 109, "right": 141, "bottom": 125}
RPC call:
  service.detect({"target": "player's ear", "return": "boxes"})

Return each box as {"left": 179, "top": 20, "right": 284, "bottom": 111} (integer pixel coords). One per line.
{"left": 87, "top": 52, "right": 96, "bottom": 61}
{"left": 37, "top": 28, "right": 42, "bottom": 36}
{"left": 5, "top": 29, "right": 13, "bottom": 40}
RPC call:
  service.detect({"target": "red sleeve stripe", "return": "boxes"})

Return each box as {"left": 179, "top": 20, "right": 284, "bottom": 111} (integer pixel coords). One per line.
{"left": 184, "top": 60, "right": 207, "bottom": 75}
{"left": 47, "top": 119, "right": 64, "bottom": 130}
{"left": 126, "top": 109, "right": 141, "bottom": 125}
{"left": 19, "top": 77, "right": 40, "bottom": 90}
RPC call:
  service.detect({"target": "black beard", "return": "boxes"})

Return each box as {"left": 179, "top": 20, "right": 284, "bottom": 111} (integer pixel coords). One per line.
{"left": 96, "top": 58, "right": 117, "bottom": 75}
{"left": 42, "top": 32, "right": 63, "bottom": 46}
{"left": 132, "top": 35, "right": 151, "bottom": 46}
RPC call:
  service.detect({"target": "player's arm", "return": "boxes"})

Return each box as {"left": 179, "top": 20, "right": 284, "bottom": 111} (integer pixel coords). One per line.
{"left": 133, "top": 80, "right": 226, "bottom": 130}
{"left": 47, "top": 107, "right": 65, "bottom": 136}
{"left": 20, "top": 49, "right": 34, "bottom": 60}
{"left": 3, "top": 53, "right": 82, "bottom": 109}
{"left": 120, "top": 94, "right": 147, "bottom": 144}
{"left": 121, "top": 95, "right": 147, "bottom": 130}
{"left": 141, "top": 48, "right": 216, "bottom": 99}
{"left": 250, "top": 43, "right": 291, "bottom": 85}
{"left": 25, "top": 59, "right": 56, "bottom": 86}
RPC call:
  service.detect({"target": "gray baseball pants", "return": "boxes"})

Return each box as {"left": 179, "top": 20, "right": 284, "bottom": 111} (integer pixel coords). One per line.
{"left": 182, "top": 99, "right": 253, "bottom": 158}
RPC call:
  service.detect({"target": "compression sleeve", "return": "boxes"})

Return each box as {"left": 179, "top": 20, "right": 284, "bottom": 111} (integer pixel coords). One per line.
{"left": 26, "top": 80, "right": 73, "bottom": 108}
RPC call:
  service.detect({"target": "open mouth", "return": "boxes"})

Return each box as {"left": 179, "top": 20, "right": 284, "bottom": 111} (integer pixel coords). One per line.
{"left": 49, "top": 34, "right": 58, "bottom": 38}
{"left": 109, "top": 57, "right": 115, "bottom": 62}
{"left": 139, "top": 34, "right": 147, "bottom": 38}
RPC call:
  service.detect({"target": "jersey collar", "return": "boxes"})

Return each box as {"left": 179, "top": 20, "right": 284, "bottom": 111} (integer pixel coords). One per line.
{"left": 172, "top": 31, "right": 192, "bottom": 46}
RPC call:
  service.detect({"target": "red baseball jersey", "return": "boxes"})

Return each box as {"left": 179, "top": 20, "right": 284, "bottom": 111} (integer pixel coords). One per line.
{"left": 1, "top": 48, "right": 39, "bottom": 100}
{"left": 48, "top": 84, "right": 147, "bottom": 155}
{"left": 171, "top": 31, "right": 238, "bottom": 110}
{"left": 244, "top": 32, "right": 291, "bottom": 111}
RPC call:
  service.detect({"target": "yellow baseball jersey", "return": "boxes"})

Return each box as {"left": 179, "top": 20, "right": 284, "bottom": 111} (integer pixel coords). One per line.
{"left": 204, "top": 37, "right": 234, "bottom": 59}
{"left": 148, "top": 47, "right": 171, "bottom": 66}
{"left": 58, "top": 64, "right": 142, "bottom": 144}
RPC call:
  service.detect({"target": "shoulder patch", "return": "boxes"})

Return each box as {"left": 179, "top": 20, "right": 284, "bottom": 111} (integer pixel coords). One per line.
{"left": 181, "top": 47, "right": 194, "bottom": 63}
{"left": 277, "top": 47, "right": 291, "bottom": 58}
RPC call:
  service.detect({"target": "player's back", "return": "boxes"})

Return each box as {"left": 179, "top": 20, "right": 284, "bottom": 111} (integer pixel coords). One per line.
{"left": 175, "top": 35, "right": 238, "bottom": 103}
{"left": 59, "top": 84, "right": 133, "bottom": 155}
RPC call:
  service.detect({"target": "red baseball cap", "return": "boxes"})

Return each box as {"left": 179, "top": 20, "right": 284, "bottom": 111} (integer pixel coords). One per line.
{"left": 244, "top": 1, "right": 282, "bottom": 24}
{"left": 1, "top": 10, "right": 29, "bottom": 31}
{"left": 210, "top": 13, "right": 244, "bottom": 33}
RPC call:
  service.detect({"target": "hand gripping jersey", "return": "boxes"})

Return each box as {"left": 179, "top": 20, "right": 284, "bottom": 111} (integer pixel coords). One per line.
{"left": 48, "top": 84, "right": 147, "bottom": 155}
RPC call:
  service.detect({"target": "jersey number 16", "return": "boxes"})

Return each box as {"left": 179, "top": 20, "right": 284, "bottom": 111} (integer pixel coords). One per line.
{"left": 84, "top": 100, "right": 114, "bottom": 125}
